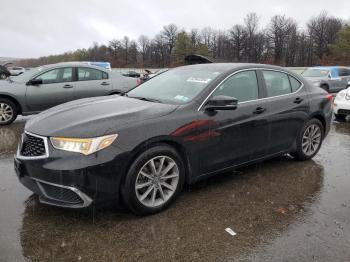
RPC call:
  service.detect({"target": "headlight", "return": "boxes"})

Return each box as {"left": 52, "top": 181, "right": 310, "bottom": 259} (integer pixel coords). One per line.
{"left": 336, "top": 91, "right": 346, "bottom": 100}
{"left": 50, "top": 134, "right": 118, "bottom": 155}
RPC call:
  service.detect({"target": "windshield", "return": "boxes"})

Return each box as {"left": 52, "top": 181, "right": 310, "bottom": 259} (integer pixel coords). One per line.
{"left": 127, "top": 66, "right": 224, "bottom": 104}
{"left": 302, "top": 68, "right": 330, "bottom": 78}
{"left": 11, "top": 67, "right": 45, "bottom": 83}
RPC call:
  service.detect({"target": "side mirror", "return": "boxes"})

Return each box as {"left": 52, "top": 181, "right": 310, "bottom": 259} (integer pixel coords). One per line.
{"left": 347, "top": 81, "right": 350, "bottom": 88}
{"left": 27, "top": 79, "right": 43, "bottom": 86}
{"left": 205, "top": 95, "right": 238, "bottom": 111}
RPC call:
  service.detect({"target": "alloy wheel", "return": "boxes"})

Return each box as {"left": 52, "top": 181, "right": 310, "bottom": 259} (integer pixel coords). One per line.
{"left": 135, "top": 156, "right": 179, "bottom": 208}
{"left": 0, "top": 103, "right": 14, "bottom": 123}
{"left": 302, "top": 124, "right": 322, "bottom": 156}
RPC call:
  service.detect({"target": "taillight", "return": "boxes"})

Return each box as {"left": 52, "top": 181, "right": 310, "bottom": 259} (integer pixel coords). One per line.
{"left": 326, "top": 94, "right": 333, "bottom": 105}
{"left": 326, "top": 94, "right": 333, "bottom": 102}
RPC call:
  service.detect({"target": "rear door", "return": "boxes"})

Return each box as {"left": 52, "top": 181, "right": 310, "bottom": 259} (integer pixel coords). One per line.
{"left": 259, "top": 69, "right": 310, "bottom": 154}
{"left": 25, "top": 67, "right": 75, "bottom": 112}
{"left": 74, "top": 67, "right": 112, "bottom": 99}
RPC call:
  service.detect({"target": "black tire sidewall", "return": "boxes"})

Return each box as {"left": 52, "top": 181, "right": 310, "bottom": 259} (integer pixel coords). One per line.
{"left": 122, "top": 145, "right": 185, "bottom": 215}
{"left": 0, "top": 99, "right": 18, "bottom": 125}
{"left": 294, "top": 118, "right": 324, "bottom": 161}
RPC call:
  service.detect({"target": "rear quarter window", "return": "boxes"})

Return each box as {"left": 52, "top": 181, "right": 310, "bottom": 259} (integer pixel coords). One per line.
{"left": 289, "top": 76, "right": 302, "bottom": 92}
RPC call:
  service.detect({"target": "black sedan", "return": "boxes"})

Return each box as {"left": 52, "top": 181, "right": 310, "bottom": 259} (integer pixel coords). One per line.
{"left": 15, "top": 63, "right": 333, "bottom": 215}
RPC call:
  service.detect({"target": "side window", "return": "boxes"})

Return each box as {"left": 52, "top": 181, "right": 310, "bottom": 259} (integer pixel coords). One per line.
{"left": 339, "top": 68, "right": 350, "bottom": 77}
{"left": 78, "top": 68, "right": 104, "bottom": 81}
{"left": 102, "top": 72, "right": 108, "bottom": 79}
{"left": 262, "top": 71, "right": 291, "bottom": 97}
{"left": 212, "top": 70, "right": 259, "bottom": 102}
{"left": 289, "top": 76, "right": 302, "bottom": 92}
{"left": 35, "top": 68, "right": 72, "bottom": 84}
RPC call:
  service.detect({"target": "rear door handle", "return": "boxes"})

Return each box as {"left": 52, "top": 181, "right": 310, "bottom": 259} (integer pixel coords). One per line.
{"left": 253, "top": 107, "right": 266, "bottom": 114}
{"left": 294, "top": 97, "right": 303, "bottom": 104}
{"left": 63, "top": 84, "right": 73, "bottom": 88}
{"left": 101, "top": 82, "right": 110, "bottom": 86}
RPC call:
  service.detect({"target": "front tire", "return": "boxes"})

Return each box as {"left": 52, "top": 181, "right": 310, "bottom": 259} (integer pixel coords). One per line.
{"left": 292, "top": 118, "right": 324, "bottom": 161}
{"left": 122, "top": 145, "right": 185, "bottom": 215}
{"left": 321, "top": 84, "right": 329, "bottom": 93}
{"left": 0, "top": 73, "right": 7, "bottom": 79}
{"left": 0, "top": 99, "right": 18, "bottom": 125}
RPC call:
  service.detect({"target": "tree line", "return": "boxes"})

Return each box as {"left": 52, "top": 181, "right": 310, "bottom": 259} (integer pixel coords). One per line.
{"left": 18, "top": 11, "right": 350, "bottom": 68}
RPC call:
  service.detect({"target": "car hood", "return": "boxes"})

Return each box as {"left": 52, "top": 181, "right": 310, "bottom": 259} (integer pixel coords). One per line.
{"left": 25, "top": 96, "right": 178, "bottom": 137}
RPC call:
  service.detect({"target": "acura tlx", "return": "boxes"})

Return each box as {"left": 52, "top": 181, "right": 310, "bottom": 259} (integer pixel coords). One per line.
{"left": 14, "top": 63, "right": 332, "bottom": 215}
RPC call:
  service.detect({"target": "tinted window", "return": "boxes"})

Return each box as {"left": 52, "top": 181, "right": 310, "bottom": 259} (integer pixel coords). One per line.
{"left": 263, "top": 71, "right": 291, "bottom": 97}
{"left": 212, "top": 71, "right": 259, "bottom": 102}
{"left": 289, "top": 76, "right": 302, "bottom": 92}
{"left": 78, "top": 68, "right": 105, "bottom": 81}
{"left": 35, "top": 68, "right": 73, "bottom": 84}
{"left": 339, "top": 68, "right": 350, "bottom": 77}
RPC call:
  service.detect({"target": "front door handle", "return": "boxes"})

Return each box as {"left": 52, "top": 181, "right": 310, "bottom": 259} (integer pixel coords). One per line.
{"left": 294, "top": 97, "right": 303, "bottom": 104}
{"left": 253, "top": 107, "right": 266, "bottom": 114}
{"left": 63, "top": 84, "right": 73, "bottom": 88}
{"left": 101, "top": 82, "right": 110, "bottom": 86}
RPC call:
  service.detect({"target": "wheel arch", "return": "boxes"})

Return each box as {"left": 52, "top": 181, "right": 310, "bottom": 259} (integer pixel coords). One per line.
{"left": 309, "top": 113, "right": 326, "bottom": 134}
{"left": 0, "top": 94, "right": 22, "bottom": 114}
{"left": 121, "top": 136, "right": 193, "bottom": 188}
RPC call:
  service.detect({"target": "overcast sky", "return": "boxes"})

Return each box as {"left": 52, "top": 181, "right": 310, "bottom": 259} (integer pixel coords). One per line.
{"left": 1, "top": 0, "right": 349, "bottom": 58}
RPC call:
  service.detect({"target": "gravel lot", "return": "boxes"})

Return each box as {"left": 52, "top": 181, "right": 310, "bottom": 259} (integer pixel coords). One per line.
{"left": 0, "top": 117, "right": 350, "bottom": 261}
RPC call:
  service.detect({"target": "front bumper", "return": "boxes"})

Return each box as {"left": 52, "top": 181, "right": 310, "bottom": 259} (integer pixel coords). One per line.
{"left": 14, "top": 134, "right": 129, "bottom": 209}
{"left": 334, "top": 98, "right": 350, "bottom": 115}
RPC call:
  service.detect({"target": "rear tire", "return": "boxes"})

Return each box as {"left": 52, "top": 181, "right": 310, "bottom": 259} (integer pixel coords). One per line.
{"left": 0, "top": 73, "right": 7, "bottom": 79}
{"left": 321, "top": 84, "right": 329, "bottom": 93}
{"left": 0, "top": 98, "right": 18, "bottom": 125}
{"left": 291, "top": 118, "right": 324, "bottom": 161}
{"left": 122, "top": 145, "right": 185, "bottom": 215}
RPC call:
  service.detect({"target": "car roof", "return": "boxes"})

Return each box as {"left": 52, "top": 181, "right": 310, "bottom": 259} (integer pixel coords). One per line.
{"left": 174, "top": 63, "right": 294, "bottom": 73}
{"left": 37, "top": 62, "right": 108, "bottom": 72}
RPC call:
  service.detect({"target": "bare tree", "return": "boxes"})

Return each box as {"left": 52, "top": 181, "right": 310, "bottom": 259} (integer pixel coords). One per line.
{"left": 268, "top": 15, "right": 297, "bottom": 65}
{"left": 138, "top": 35, "right": 150, "bottom": 67}
{"left": 307, "top": 11, "right": 343, "bottom": 61}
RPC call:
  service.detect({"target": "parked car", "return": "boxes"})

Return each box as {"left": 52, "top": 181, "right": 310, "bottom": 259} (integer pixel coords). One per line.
{"left": 14, "top": 63, "right": 332, "bottom": 215}
{"left": 333, "top": 81, "right": 350, "bottom": 120}
{"left": 302, "top": 66, "right": 350, "bottom": 93}
{"left": 0, "top": 62, "right": 137, "bottom": 125}
{"left": 122, "top": 71, "right": 140, "bottom": 78}
{"left": 8, "top": 66, "right": 26, "bottom": 76}
{"left": 286, "top": 67, "right": 308, "bottom": 75}
{"left": 0, "top": 65, "right": 11, "bottom": 79}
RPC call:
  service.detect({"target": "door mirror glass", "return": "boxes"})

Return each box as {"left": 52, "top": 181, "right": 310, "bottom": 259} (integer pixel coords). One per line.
{"left": 27, "top": 79, "right": 43, "bottom": 86}
{"left": 205, "top": 96, "right": 238, "bottom": 110}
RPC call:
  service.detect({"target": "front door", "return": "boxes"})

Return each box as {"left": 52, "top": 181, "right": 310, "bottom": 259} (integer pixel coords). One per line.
{"left": 196, "top": 70, "right": 269, "bottom": 174}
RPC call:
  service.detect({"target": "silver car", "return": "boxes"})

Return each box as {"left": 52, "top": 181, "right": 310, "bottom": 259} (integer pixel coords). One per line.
{"left": 0, "top": 62, "right": 137, "bottom": 125}
{"left": 302, "top": 66, "right": 350, "bottom": 93}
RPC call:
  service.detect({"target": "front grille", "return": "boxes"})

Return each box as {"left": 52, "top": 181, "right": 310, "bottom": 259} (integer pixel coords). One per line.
{"left": 21, "top": 133, "right": 46, "bottom": 157}
{"left": 338, "top": 109, "right": 350, "bottom": 115}
{"left": 39, "top": 182, "right": 83, "bottom": 204}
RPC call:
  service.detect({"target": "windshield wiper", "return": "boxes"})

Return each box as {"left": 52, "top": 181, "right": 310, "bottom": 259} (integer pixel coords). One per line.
{"left": 127, "top": 95, "right": 163, "bottom": 103}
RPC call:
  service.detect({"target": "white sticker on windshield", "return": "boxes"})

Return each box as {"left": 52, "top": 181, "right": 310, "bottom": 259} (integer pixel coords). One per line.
{"left": 174, "top": 95, "right": 189, "bottom": 102}
{"left": 186, "top": 77, "right": 211, "bottom": 84}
